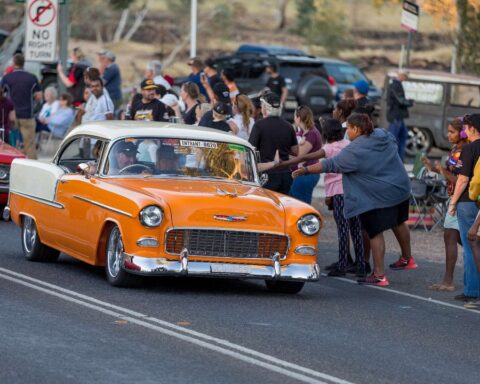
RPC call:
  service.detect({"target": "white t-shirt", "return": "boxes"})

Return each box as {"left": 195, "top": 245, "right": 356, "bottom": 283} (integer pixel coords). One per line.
{"left": 228, "top": 114, "right": 254, "bottom": 141}
{"left": 82, "top": 93, "right": 114, "bottom": 123}
{"left": 39, "top": 100, "right": 60, "bottom": 119}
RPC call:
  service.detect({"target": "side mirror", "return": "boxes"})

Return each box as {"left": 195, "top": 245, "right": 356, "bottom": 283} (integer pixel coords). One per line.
{"left": 260, "top": 173, "right": 268, "bottom": 186}
{"left": 77, "top": 163, "right": 91, "bottom": 178}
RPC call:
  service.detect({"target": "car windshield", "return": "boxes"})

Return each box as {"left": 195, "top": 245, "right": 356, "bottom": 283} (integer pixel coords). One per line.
{"left": 104, "top": 137, "right": 257, "bottom": 183}
{"left": 324, "top": 63, "right": 366, "bottom": 84}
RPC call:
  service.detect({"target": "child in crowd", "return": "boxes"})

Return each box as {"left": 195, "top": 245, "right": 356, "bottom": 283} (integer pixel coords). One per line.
{"left": 423, "top": 117, "right": 467, "bottom": 291}
{"left": 318, "top": 118, "right": 365, "bottom": 276}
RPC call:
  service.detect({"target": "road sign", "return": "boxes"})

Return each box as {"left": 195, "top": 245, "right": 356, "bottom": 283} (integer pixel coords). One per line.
{"left": 401, "top": 0, "right": 419, "bottom": 32}
{"left": 24, "top": 0, "right": 59, "bottom": 62}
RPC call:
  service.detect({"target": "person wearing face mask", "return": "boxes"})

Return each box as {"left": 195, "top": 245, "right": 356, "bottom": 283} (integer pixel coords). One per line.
{"left": 292, "top": 113, "right": 414, "bottom": 287}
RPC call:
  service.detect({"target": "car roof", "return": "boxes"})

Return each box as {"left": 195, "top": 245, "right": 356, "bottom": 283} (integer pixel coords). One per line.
{"left": 66, "top": 121, "right": 255, "bottom": 150}
{"left": 236, "top": 44, "right": 307, "bottom": 56}
{"left": 387, "top": 69, "right": 480, "bottom": 86}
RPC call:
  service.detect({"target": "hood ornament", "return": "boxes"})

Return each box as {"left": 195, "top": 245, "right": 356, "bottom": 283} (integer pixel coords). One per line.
{"left": 216, "top": 187, "right": 238, "bottom": 198}
{"left": 214, "top": 215, "right": 247, "bottom": 222}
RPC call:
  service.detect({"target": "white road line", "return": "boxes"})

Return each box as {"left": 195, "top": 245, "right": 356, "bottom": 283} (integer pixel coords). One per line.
{"left": 321, "top": 273, "right": 480, "bottom": 315}
{"left": 0, "top": 268, "right": 355, "bottom": 384}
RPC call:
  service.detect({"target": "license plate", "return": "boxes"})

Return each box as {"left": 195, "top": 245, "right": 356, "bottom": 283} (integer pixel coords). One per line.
{"left": 211, "top": 264, "right": 250, "bottom": 274}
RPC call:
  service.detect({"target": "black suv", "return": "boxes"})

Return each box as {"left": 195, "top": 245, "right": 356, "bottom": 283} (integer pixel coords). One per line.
{"left": 211, "top": 44, "right": 336, "bottom": 120}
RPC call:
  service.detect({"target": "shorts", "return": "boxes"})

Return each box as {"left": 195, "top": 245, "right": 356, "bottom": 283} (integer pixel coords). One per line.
{"left": 360, "top": 199, "right": 409, "bottom": 239}
{"left": 444, "top": 211, "right": 460, "bottom": 231}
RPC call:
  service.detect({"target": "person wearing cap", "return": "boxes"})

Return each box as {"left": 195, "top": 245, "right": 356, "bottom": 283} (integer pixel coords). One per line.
{"left": 187, "top": 57, "right": 208, "bottom": 100}
{"left": 201, "top": 102, "right": 232, "bottom": 133}
{"left": 57, "top": 47, "right": 92, "bottom": 107}
{"left": 145, "top": 60, "right": 171, "bottom": 91}
{"left": 386, "top": 71, "right": 414, "bottom": 161}
{"left": 129, "top": 79, "right": 167, "bottom": 122}
{"left": 81, "top": 77, "right": 114, "bottom": 123}
{"left": 198, "top": 82, "right": 233, "bottom": 128}
{"left": 352, "top": 79, "right": 375, "bottom": 119}
{"left": 265, "top": 63, "right": 288, "bottom": 107}
{"left": 249, "top": 92, "right": 298, "bottom": 194}
{"left": 107, "top": 140, "right": 138, "bottom": 175}
{"left": 98, "top": 50, "right": 122, "bottom": 113}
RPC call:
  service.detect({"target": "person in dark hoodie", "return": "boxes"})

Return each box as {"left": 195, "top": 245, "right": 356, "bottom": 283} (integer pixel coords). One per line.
{"left": 386, "top": 71, "right": 414, "bottom": 161}
{"left": 292, "top": 113, "right": 416, "bottom": 287}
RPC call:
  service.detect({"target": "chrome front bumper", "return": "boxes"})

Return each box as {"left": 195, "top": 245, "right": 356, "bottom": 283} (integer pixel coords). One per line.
{"left": 122, "top": 251, "right": 320, "bottom": 282}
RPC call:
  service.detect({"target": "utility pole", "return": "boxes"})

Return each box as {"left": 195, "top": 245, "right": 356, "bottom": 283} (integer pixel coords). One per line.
{"left": 58, "top": 0, "right": 70, "bottom": 93}
{"left": 190, "top": 0, "right": 197, "bottom": 58}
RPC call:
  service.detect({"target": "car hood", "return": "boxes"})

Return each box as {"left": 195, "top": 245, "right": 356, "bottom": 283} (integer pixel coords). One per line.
{"left": 110, "top": 178, "right": 286, "bottom": 233}
{"left": 0, "top": 140, "right": 25, "bottom": 163}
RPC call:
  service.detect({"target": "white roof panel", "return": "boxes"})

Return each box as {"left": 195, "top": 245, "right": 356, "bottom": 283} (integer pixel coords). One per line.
{"left": 65, "top": 121, "right": 255, "bottom": 150}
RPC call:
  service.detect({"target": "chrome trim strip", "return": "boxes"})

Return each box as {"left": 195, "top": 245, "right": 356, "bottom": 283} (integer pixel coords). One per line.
{"left": 164, "top": 227, "right": 291, "bottom": 260}
{"left": 10, "top": 190, "right": 64, "bottom": 209}
{"left": 0, "top": 185, "right": 9, "bottom": 193}
{"left": 122, "top": 254, "right": 320, "bottom": 281}
{"left": 73, "top": 195, "right": 133, "bottom": 218}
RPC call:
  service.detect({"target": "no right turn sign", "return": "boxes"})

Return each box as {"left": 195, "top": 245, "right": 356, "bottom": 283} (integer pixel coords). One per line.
{"left": 25, "top": 0, "right": 59, "bottom": 62}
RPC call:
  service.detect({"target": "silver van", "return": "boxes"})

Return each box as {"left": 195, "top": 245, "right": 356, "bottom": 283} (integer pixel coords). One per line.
{"left": 379, "top": 69, "right": 480, "bottom": 156}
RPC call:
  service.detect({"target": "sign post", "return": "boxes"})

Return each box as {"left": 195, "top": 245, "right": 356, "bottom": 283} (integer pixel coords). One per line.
{"left": 400, "top": 0, "right": 419, "bottom": 69}
{"left": 24, "top": 0, "right": 59, "bottom": 63}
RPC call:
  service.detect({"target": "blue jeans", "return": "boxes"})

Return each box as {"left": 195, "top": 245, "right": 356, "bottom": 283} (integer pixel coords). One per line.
{"left": 457, "top": 202, "right": 480, "bottom": 297}
{"left": 289, "top": 173, "right": 320, "bottom": 204}
{"left": 388, "top": 119, "right": 407, "bottom": 161}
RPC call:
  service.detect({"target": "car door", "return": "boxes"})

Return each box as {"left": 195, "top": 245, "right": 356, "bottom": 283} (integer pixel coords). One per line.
{"left": 54, "top": 136, "right": 108, "bottom": 263}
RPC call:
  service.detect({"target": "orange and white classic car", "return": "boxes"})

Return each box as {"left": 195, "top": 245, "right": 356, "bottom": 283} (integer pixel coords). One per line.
{"left": 6, "top": 121, "right": 322, "bottom": 293}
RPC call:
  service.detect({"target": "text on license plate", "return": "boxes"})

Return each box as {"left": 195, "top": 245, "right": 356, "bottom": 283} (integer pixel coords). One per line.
{"left": 210, "top": 264, "right": 251, "bottom": 274}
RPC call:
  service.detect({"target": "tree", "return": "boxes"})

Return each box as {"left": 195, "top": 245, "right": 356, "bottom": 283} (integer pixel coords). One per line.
{"left": 294, "top": 0, "right": 349, "bottom": 56}
{"left": 276, "top": 0, "right": 290, "bottom": 30}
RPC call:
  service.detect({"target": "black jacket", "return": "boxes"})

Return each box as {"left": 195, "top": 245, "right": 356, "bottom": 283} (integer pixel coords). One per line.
{"left": 387, "top": 79, "right": 413, "bottom": 123}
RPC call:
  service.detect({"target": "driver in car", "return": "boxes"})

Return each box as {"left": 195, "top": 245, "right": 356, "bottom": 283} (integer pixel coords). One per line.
{"left": 107, "top": 141, "right": 138, "bottom": 175}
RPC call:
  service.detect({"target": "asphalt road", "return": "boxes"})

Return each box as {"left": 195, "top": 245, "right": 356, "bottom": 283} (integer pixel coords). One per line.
{"left": 1, "top": 219, "right": 479, "bottom": 384}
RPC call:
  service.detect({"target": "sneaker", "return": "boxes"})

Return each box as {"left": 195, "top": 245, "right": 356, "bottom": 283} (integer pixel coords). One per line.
{"left": 325, "top": 261, "right": 339, "bottom": 271}
{"left": 327, "top": 268, "right": 346, "bottom": 277}
{"left": 345, "top": 263, "right": 358, "bottom": 274}
{"left": 357, "top": 273, "right": 389, "bottom": 287}
{"left": 454, "top": 293, "right": 479, "bottom": 302}
{"left": 389, "top": 257, "right": 418, "bottom": 270}
{"left": 464, "top": 300, "right": 480, "bottom": 310}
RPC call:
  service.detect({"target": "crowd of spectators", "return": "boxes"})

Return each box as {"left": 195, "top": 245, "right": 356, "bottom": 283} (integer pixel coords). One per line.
{"left": 3, "top": 50, "right": 480, "bottom": 309}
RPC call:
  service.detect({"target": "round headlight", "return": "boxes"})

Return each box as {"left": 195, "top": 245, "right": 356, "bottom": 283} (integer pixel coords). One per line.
{"left": 139, "top": 206, "right": 163, "bottom": 227}
{"left": 297, "top": 214, "right": 320, "bottom": 236}
{"left": 0, "top": 166, "right": 8, "bottom": 180}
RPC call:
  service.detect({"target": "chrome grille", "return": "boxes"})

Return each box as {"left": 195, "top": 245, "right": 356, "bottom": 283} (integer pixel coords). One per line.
{"left": 165, "top": 229, "right": 288, "bottom": 259}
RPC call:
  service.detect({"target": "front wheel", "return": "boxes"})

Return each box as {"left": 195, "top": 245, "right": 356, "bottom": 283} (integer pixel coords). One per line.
{"left": 22, "top": 216, "right": 60, "bottom": 262}
{"left": 105, "top": 225, "right": 139, "bottom": 287}
{"left": 265, "top": 280, "right": 305, "bottom": 294}
{"left": 406, "top": 127, "right": 433, "bottom": 157}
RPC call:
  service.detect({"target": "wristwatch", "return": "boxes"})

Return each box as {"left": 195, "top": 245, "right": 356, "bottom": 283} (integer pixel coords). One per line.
{"left": 302, "top": 165, "right": 309, "bottom": 175}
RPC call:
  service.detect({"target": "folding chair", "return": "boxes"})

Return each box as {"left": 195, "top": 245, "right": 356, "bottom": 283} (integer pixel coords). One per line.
{"left": 409, "top": 177, "right": 431, "bottom": 231}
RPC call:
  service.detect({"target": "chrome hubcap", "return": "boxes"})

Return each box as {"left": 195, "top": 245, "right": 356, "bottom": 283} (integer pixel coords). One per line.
{"left": 107, "top": 227, "right": 124, "bottom": 278}
{"left": 23, "top": 216, "right": 36, "bottom": 253}
{"left": 407, "top": 128, "right": 429, "bottom": 155}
